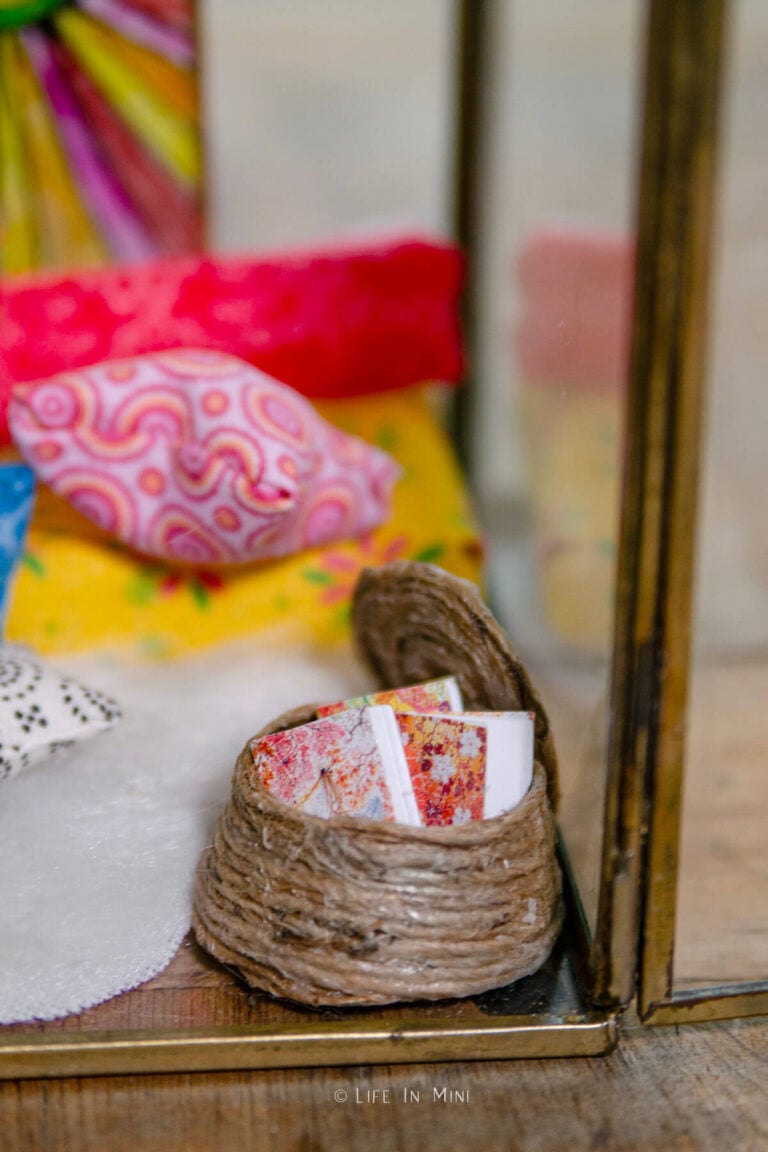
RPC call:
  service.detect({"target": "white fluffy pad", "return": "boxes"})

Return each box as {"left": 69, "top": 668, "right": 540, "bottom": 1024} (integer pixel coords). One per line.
{"left": 0, "top": 639, "right": 367, "bottom": 1023}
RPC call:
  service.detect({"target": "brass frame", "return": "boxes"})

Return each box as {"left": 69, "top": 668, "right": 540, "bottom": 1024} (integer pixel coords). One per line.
{"left": 0, "top": 0, "right": 623, "bottom": 1076}
{"left": 593, "top": 0, "right": 729, "bottom": 1011}
{"left": 2, "top": 0, "right": 764, "bottom": 1081}
{"left": 630, "top": 0, "right": 768, "bottom": 1027}
{"left": 608, "top": 0, "right": 768, "bottom": 1025}
{"left": 0, "top": 1016, "right": 617, "bottom": 1082}
{"left": 449, "top": 0, "right": 491, "bottom": 467}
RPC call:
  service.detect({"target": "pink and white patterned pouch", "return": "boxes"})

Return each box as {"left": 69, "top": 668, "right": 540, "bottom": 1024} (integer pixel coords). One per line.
{"left": 9, "top": 348, "right": 401, "bottom": 566}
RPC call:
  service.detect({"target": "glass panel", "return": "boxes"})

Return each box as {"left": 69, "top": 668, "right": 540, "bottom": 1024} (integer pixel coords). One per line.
{"left": 0, "top": 1, "right": 620, "bottom": 1070}
{"left": 470, "top": 0, "right": 643, "bottom": 934}
{"left": 0, "top": 0, "right": 467, "bottom": 1053}
{"left": 673, "top": 0, "right": 768, "bottom": 991}
{"left": 203, "top": 0, "right": 452, "bottom": 248}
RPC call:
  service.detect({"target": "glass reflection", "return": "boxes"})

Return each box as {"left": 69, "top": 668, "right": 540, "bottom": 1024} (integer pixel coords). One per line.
{"left": 470, "top": 0, "right": 642, "bottom": 933}
{"left": 203, "top": 0, "right": 452, "bottom": 248}
{"left": 673, "top": 0, "right": 768, "bottom": 990}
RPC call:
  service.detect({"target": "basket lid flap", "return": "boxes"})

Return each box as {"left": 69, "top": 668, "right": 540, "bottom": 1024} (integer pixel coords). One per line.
{"left": 351, "top": 561, "right": 558, "bottom": 807}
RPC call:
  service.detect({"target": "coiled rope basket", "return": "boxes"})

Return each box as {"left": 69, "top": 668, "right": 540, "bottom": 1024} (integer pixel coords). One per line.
{"left": 193, "top": 561, "right": 563, "bottom": 1007}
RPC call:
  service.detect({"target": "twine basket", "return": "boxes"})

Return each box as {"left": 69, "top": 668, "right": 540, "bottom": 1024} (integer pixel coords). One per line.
{"left": 193, "top": 561, "right": 563, "bottom": 1007}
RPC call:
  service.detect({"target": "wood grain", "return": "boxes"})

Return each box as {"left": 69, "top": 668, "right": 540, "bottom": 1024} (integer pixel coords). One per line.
{"left": 2, "top": 1, "right": 767, "bottom": 1144}
{"left": 1, "top": 1012, "right": 767, "bottom": 1152}
{"left": 524, "top": 651, "right": 768, "bottom": 995}
{"left": 674, "top": 657, "right": 768, "bottom": 987}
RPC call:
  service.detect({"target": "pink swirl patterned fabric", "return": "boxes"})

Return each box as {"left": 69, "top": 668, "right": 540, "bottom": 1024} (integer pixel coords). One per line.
{"left": 9, "top": 349, "right": 401, "bottom": 566}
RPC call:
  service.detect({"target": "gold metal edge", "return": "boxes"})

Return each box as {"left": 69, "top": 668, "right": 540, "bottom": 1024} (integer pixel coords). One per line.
{"left": 591, "top": 0, "right": 674, "bottom": 1012}
{"left": 448, "top": 0, "right": 492, "bottom": 467}
{"left": 642, "top": 983, "right": 768, "bottom": 1026}
{"left": 0, "top": 1014, "right": 618, "bottom": 1080}
{"left": 592, "top": 0, "right": 730, "bottom": 1014}
{"left": 636, "top": 0, "right": 730, "bottom": 1018}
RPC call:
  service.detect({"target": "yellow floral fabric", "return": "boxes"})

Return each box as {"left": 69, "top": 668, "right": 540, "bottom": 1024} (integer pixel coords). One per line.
{"left": 6, "top": 388, "right": 484, "bottom": 658}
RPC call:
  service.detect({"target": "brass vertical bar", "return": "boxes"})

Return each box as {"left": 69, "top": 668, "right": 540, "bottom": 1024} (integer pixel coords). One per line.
{"left": 191, "top": 0, "right": 209, "bottom": 250}
{"left": 448, "top": 0, "right": 492, "bottom": 471}
{"left": 638, "top": 0, "right": 730, "bottom": 1018}
{"left": 591, "top": 0, "right": 728, "bottom": 1009}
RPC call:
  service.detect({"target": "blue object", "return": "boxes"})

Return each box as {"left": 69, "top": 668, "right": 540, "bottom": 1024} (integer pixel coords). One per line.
{"left": 0, "top": 463, "right": 36, "bottom": 635}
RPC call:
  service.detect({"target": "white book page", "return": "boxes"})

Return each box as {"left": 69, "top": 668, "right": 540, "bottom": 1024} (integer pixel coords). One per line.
{"left": 367, "top": 705, "right": 422, "bottom": 826}
{"left": 443, "top": 676, "right": 464, "bottom": 712}
{"left": 482, "top": 715, "right": 534, "bottom": 818}
{"left": 422, "top": 711, "right": 535, "bottom": 818}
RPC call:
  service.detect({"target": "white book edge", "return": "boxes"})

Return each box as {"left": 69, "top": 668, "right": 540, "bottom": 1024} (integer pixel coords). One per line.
{"left": 367, "top": 705, "right": 422, "bottom": 827}
{"left": 442, "top": 676, "right": 464, "bottom": 712}
{"left": 418, "top": 711, "right": 535, "bottom": 819}
{"left": 482, "top": 716, "right": 534, "bottom": 819}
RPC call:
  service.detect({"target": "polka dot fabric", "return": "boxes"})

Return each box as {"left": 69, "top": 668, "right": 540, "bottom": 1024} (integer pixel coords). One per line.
{"left": 9, "top": 349, "right": 401, "bottom": 566}
{"left": 0, "top": 644, "right": 121, "bottom": 782}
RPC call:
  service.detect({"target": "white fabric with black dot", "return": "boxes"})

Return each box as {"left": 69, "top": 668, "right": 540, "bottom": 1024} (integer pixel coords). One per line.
{"left": 0, "top": 644, "right": 121, "bottom": 781}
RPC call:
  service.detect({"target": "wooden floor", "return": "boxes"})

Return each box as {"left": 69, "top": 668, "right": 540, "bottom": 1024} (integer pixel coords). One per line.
{"left": 540, "top": 652, "right": 768, "bottom": 990}
{"left": 3, "top": 3, "right": 767, "bottom": 1147}
{"left": 2, "top": 682, "right": 765, "bottom": 1152}
{"left": 675, "top": 657, "right": 768, "bottom": 987}
{"left": 2, "top": 1012, "right": 767, "bottom": 1152}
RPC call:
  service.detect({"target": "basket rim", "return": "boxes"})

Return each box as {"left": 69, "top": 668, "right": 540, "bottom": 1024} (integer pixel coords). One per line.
{"left": 236, "top": 727, "right": 550, "bottom": 847}
{"left": 350, "top": 559, "right": 559, "bottom": 805}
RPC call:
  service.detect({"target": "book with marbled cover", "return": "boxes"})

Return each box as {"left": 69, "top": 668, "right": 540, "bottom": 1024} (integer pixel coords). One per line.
{"left": 250, "top": 707, "right": 410, "bottom": 822}
{"left": 316, "top": 677, "right": 463, "bottom": 719}
{"left": 395, "top": 713, "right": 487, "bottom": 826}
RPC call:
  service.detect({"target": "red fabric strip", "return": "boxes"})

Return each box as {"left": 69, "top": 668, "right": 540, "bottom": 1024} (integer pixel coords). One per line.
{"left": 0, "top": 238, "right": 463, "bottom": 446}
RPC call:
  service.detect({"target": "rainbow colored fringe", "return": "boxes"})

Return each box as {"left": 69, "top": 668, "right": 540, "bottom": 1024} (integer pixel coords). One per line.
{"left": 0, "top": 0, "right": 203, "bottom": 274}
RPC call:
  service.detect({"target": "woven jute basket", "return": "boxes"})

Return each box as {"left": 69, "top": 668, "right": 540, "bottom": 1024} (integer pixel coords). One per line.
{"left": 193, "top": 561, "right": 563, "bottom": 1007}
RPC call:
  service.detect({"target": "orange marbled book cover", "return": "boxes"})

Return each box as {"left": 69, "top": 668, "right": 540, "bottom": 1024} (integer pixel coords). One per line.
{"left": 395, "top": 713, "right": 487, "bottom": 826}
{"left": 249, "top": 706, "right": 419, "bottom": 824}
{"left": 397, "top": 712, "right": 535, "bottom": 825}
{"left": 316, "top": 677, "right": 463, "bottom": 719}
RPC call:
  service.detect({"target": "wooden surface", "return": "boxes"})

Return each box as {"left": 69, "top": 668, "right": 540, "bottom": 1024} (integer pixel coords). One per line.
{"left": 2, "top": 3, "right": 766, "bottom": 1146}
{"left": 524, "top": 653, "right": 768, "bottom": 993}
{"left": 1, "top": 1012, "right": 767, "bottom": 1151}
{"left": 0, "top": 933, "right": 577, "bottom": 1038}
{"left": 674, "top": 657, "right": 768, "bottom": 987}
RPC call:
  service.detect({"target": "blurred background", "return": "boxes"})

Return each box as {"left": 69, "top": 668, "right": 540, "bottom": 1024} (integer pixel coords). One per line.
{"left": 205, "top": 0, "right": 768, "bottom": 994}
{"left": 203, "top": 2, "right": 453, "bottom": 248}
{"left": 1, "top": 0, "right": 766, "bottom": 996}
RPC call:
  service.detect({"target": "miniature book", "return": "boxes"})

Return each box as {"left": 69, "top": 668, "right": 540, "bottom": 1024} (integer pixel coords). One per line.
{"left": 316, "top": 676, "right": 463, "bottom": 718}
{"left": 396, "top": 711, "right": 535, "bottom": 825}
{"left": 250, "top": 705, "right": 421, "bottom": 825}
{"left": 395, "top": 712, "right": 486, "bottom": 825}
{"left": 253, "top": 685, "right": 533, "bottom": 828}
